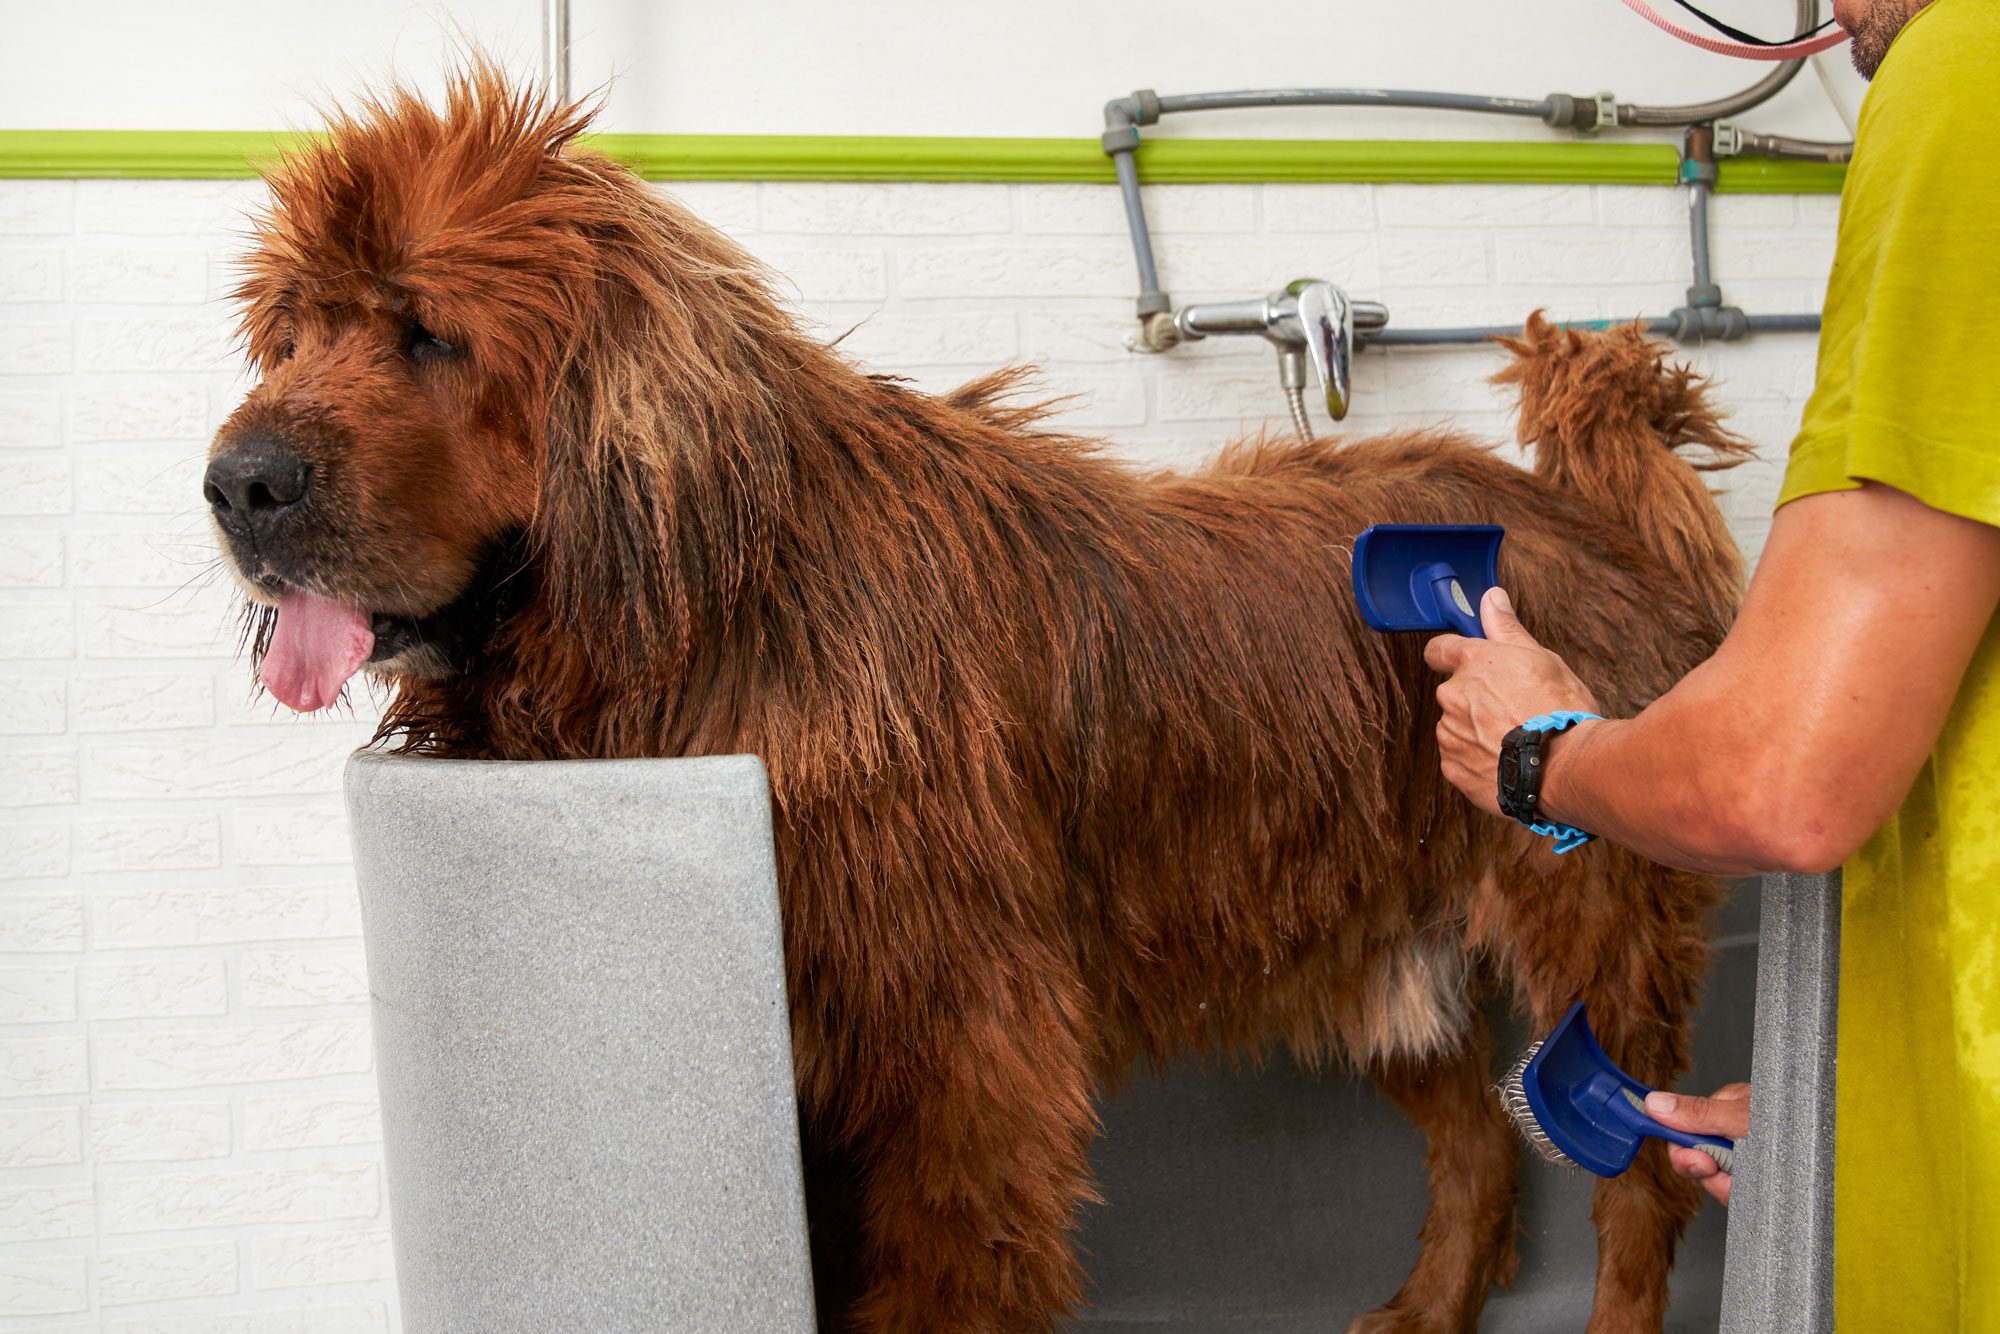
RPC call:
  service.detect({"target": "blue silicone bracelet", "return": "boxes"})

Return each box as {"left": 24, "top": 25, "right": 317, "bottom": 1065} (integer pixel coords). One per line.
{"left": 1517, "top": 711, "right": 1603, "bottom": 854}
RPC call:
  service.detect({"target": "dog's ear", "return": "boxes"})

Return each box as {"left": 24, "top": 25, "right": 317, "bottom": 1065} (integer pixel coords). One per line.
{"left": 531, "top": 171, "right": 796, "bottom": 675}
{"left": 536, "top": 303, "right": 694, "bottom": 673}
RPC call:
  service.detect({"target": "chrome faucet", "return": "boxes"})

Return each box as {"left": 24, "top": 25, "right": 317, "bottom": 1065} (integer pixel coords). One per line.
{"left": 1143, "top": 280, "right": 1389, "bottom": 436}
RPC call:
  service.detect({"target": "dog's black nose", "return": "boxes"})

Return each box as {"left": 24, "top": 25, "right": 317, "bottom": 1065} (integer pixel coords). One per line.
{"left": 204, "top": 442, "right": 312, "bottom": 532}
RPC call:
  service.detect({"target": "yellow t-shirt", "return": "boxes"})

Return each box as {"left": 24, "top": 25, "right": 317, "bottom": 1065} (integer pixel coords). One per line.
{"left": 1775, "top": 1, "right": 2000, "bottom": 1326}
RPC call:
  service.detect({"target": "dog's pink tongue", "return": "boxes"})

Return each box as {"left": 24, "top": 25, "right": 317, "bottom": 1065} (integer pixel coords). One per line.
{"left": 259, "top": 590, "right": 374, "bottom": 712}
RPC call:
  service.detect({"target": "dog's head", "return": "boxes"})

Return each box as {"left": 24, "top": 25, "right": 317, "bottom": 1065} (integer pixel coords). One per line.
{"left": 209, "top": 67, "right": 791, "bottom": 711}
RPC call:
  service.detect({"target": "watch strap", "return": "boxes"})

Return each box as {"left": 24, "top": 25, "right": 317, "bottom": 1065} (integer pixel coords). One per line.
{"left": 1510, "top": 711, "right": 1603, "bottom": 854}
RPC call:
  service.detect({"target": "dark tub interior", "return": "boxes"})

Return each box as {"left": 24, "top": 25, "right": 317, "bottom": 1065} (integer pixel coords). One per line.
{"left": 1070, "top": 879, "right": 1760, "bottom": 1332}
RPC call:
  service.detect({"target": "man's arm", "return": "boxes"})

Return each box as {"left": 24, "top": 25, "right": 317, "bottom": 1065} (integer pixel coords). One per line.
{"left": 1424, "top": 480, "right": 2000, "bottom": 876}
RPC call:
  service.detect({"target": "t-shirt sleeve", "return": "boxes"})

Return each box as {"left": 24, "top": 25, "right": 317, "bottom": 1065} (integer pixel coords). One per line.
{"left": 1778, "top": 11, "right": 2000, "bottom": 528}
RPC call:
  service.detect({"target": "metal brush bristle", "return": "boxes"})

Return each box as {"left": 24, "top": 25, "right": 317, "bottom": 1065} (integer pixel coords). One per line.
{"left": 1496, "top": 1038, "right": 1579, "bottom": 1169}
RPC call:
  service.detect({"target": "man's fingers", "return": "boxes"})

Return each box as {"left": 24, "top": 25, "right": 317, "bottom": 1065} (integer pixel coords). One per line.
{"left": 1645, "top": 1088, "right": 1751, "bottom": 1140}
{"left": 1424, "top": 633, "right": 1470, "bottom": 672}
{"left": 1479, "top": 586, "right": 1540, "bottom": 647}
{"left": 1654, "top": 1083, "right": 1746, "bottom": 1210}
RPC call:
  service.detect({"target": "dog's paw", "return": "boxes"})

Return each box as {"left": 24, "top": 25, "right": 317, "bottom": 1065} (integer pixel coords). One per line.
{"left": 1346, "top": 1304, "right": 1470, "bottom": 1334}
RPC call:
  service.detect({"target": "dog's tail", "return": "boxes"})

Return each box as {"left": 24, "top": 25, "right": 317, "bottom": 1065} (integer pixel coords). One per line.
{"left": 1492, "top": 313, "right": 1755, "bottom": 613}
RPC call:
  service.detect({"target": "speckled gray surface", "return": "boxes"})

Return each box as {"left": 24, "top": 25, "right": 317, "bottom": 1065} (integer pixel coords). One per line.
{"left": 1720, "top": 870, "right": 1840, "bottom": 1334}
{"left": 345, "top": 752, "right": 814, "bottom": 1334}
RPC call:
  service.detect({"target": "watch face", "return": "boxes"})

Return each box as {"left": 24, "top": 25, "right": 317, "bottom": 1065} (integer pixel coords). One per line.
{"left": 1498, "top": 727, "right": 1538, "bottom": 823}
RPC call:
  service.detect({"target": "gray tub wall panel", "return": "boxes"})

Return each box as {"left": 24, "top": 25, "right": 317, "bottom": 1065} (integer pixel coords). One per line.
{"left": 346, "top": 753, "right": 815, "bottom": 1334}
{"left": 1720, "top": 870, "right": 1840, "bottom": 1334}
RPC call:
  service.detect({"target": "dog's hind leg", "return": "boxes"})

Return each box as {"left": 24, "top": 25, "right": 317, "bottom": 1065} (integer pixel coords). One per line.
{"left": 1349, "top": 1013, "right": 1521, "bottom": 1334}
{"left": 1574, "top": 1000, "right": 1704, "bottom": 1334}
{"left": 1496, "top": 859, "right": 1711, "bottom": 1334}
{"left": 1584, "top": 1141, "right": 1702, "bottom": 1334}
{"left": 845, "top": 937, "right": 1099, "bottom": 1334}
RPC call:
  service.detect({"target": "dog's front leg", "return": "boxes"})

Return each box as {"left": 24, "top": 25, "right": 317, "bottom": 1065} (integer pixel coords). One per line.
{"left": 841, "top": 934, "right": 1099, "bottom": 1334}
{"left": 777, "top": 775, "right": 1101, "bottom": 1333}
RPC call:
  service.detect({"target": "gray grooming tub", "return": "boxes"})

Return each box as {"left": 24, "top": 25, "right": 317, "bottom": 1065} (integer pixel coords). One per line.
{"left": 346, "top": 753, "right": 1836, "bottom": 1333}
{"left": 346, "top": 754, "right": 815, "bottom": 1334}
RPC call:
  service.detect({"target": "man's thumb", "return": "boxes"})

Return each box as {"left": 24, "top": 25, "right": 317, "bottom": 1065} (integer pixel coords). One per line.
{"left": 1645, "top": 1090, "right": 1736, "bottom": 1137}
{"left": 1481, "top": 586, "right": 1538, "bottom": 645}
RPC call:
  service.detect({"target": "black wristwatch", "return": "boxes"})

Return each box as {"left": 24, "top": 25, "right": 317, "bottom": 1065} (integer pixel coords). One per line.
{"left": 1497, "top": 711, "right": 1602, "bottom": 854}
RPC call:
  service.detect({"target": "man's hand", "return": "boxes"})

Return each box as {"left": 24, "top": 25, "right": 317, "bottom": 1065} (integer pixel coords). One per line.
{"left": 1645, "top": 1083, "right": 1751, "bottom": 1206}
{"left": 1423, "top": 587, "right": 1601, "bottom": 818}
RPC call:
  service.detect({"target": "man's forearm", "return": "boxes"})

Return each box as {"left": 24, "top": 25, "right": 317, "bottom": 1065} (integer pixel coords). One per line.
{"left": 1538, "top": 696, "right": 1790, "bottom": 877}
{"left": 1535, "top": 483, "right": 2000, "bottom": 875}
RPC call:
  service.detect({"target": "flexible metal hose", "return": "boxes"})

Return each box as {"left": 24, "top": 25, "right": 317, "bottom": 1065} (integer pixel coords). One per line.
{"left": 1619, "top": 0, "right": 1816, "bottom": 125}
{"left": 1737, "top": 131, "right": 1853, "bottom": 162}
{"left": 1283, "top": 384, "right": 1313, "bottom": 441}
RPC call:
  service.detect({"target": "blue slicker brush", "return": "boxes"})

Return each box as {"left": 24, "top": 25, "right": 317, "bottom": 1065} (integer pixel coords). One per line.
{"left": 1350, "top": 524, "right": 1504, "bottom": 638}
{"left": 1498, "top": 1002, "right": 1735, "bottom": 1177}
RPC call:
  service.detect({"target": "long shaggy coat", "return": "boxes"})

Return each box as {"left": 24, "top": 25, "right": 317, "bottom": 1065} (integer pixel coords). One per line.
{"left": 210, "top": 71, "right": 1745, "bottom": 1333}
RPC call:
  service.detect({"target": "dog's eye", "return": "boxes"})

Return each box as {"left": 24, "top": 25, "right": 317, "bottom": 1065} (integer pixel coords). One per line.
{"left": 405, "top": 321, "right": 459, "bottom": 364}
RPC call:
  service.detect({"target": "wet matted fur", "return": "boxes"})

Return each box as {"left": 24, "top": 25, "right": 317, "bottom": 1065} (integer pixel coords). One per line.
{"left": 211, "top": 69, "right": 1749, "bottom": 1333}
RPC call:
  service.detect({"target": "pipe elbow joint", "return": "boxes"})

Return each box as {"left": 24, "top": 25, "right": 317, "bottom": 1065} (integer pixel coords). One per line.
{"left": 1103, "top": 90, "right": 1162, "bottom": 131}
{"left": 1134, "top": 309, "right": 1180, "bottom": 350}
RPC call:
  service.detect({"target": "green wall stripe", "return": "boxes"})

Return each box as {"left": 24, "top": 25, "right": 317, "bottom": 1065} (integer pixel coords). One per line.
{"left": 589, "top": 133, "right": 1117, "bottom": 182}
{"left": 0, "top": 129, "right": 1842, "bottom": 192}
{"left": 1143, "top": 138, "right": 1681, "bottom": 186}
{"left": 1707, "top": 155, "right": 1847, "bottom": 194}
{"left": 0, "top": 131, "right": 305, "bottom": 179}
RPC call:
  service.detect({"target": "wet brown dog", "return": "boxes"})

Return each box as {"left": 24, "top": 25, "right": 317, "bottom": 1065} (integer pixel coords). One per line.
{"left": 208, "top": 69, "right": 1745, "bottom": 1333}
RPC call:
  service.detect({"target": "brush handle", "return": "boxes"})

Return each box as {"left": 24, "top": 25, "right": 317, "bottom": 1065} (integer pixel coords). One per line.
{"left": 1691, "top": 1140, "right": 1735, "bottom": 1174}
{"left": 1417, "top": 564, "right": 1484, "bottom": 638}
{"left": 1616, "top": 1089, "right": 1737, "bottom": 1166}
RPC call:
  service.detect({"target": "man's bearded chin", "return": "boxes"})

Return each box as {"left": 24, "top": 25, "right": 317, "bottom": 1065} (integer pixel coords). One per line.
{"left": 1848, "top": 0, "right": 1930, "bottom": 79}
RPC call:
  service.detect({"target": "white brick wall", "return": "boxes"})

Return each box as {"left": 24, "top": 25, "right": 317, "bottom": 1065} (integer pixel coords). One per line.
{"left": 0, "top": 175, "right": 1831, "bottom": 1330}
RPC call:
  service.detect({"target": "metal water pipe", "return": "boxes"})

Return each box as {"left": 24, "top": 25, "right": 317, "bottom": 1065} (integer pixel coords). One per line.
{"left": 543, "top": 0, "right": 571, "bottom": 104}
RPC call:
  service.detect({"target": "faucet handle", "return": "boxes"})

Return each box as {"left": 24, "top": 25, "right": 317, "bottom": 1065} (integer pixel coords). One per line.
{"left": 1288, "top": 279, "right": 1356, "bottom": 422}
